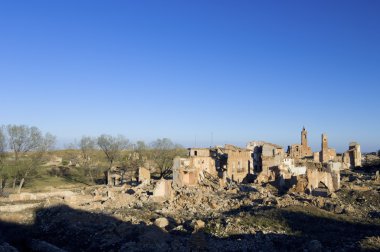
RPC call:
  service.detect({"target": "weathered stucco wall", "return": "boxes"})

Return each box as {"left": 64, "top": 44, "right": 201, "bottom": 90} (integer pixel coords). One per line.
{"left": 224, "top": 147, "right": 252, "bottom": 182}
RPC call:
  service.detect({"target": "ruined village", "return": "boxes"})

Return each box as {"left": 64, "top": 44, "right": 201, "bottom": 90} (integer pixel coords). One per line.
{"left": 1, "top": 2, "right": 380, "bottom": 251}
{"left": 0, "top": 128, "right": 379, "bottom": 251}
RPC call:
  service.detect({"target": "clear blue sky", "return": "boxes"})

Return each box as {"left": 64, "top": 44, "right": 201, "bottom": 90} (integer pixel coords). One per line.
{"left": 0, "top": 1, "right": 379, "bottom": 152}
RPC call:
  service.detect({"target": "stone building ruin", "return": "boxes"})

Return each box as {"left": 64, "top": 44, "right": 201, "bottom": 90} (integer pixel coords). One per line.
{"left": 101, "top": 127, "right": 362, "bottom": 200}
{"left": 172, "top": 145, "right": 253, "bottom": 188}
{"left": 342, "top": 142, "right": 362, "bottom": 168}
{"left": 288, "top": 127, "right": 313, "bottom": 159}
{"left": 245, "top": 128, "right": 360, "bottom": 194}
{"left": 306, "top": 161, "right": 341, "bottom": 194}
{"left": 246, "top": 141, "right": 284, "bottom": 173}
{"left": 217, "top": 144, "right": 253, "bottom": 183}
{"left": 105, "top": 166, "right": 126, "bottom": 186}
{"left": 172, "top": 148, "right": 217, "bottom": 187}
{"left": 170, "top": 127, "right": 362, "bottom": 196}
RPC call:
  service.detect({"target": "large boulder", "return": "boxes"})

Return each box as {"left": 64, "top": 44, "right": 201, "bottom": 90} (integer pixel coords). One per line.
{"left": 154, "top": 217, "right": 169, "bottom": 228}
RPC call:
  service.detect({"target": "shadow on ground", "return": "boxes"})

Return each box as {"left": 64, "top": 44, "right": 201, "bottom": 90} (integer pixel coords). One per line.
{"left": 0, "top": 204, "right": 379, "bottom": 251}
{"left": 223, "top": 204, "right": 380, "bottom": 251}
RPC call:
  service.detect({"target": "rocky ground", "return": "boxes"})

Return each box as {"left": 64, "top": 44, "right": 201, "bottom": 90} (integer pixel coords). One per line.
{"left": 0, "top": 167, "right": 379, "bottom": 252}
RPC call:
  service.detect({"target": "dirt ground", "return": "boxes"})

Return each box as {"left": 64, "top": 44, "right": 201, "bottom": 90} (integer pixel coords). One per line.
{"left": 0, "top": 166, "right": 379, "bottom": 251}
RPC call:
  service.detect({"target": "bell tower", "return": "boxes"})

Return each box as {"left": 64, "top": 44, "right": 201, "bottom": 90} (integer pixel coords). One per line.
{"left": 321, "top": 133, "right": 329, "bottom": 163}
{"left": 301, "top": 126, "right": 307, "bottom": 148}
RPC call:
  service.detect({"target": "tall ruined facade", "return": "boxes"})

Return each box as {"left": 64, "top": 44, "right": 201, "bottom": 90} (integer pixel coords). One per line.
{"left": 221, "top": 145, "right": 253, "bottom": 183}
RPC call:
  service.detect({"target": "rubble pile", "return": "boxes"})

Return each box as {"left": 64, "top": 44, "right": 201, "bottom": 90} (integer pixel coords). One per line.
{"left": 0, "top": 166, "right": 379, "bottom": 251}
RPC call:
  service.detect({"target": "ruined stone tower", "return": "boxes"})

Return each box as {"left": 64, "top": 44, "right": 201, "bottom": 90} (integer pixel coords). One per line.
{"left": 314, "top": 132, "right": 337, "bottom": 163}
{"left": 301, "top": 127, "right": 308, "bottom": 150}
{"left": 288, "top": 127, "right": 312, "bottom": 159}
{"left": 321, "top": 133, "right": 329, "bottom": 163}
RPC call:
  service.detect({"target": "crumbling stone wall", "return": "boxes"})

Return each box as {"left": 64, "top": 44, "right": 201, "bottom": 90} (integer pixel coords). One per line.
{"left": 189, "top": 148, "right": 210, "bottom": 157}
{"left": 105, "top": 167, "right": 124, "bottom": 186}
{"left": 153, "top": 179, "right": 173, "bottom": 202}
{"left": 247, "top": 142, "right": 284, "bottom": 184}
{"left": 261, "top": 143, "right": 284, "bottom": 178}
{"left": 343, "top": 142, "right": 362, "bottom": 168}
{"left": 172, "top": 155, "right": 216, "bottom": 187}
{"left": 174, "top": 145, "right": 253, "bottom": 187}
{"left": 138, "top": 167, "right": 151, "bottom": 185}
{"left": 281, "top": 158, "right": 307, "bottom": 176}
{"left": 173, "top": 157, "right": 197, "bottom": 187}
{"left": 306, "top": 165, "right": 340, "bottom": 193}
{"left": 247, "top": 141, "right": 284, "bottom": 176}
{"left": 246, "top": 141, "right": 266, "bottom": 172}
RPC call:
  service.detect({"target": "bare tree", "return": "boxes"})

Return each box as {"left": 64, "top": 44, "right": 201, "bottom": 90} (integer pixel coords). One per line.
{"left": 97, "top": 134, "right": 129, "bottom": 168}
{"left": 7, "top": 125, "right": 42, "bottom": 189}
{"left": 7, "top": 125, "right": 43, "bottom": 161}
{"left": 0, "top": 126, "right": 6, "bottom": 157}
{"left": 121, "top": 140, "right": 147, "bottom": 181}
{"left": 135, "top": 141, "right": 147, "bottom": 151}
{"left": 6, "top": 125, "right": 56, "bottom": 193}
{"left": 79, "top": 136, "right": 97, "bottom": 182}
{"left": 135, "top": 140, "right": 148, "bottom": 164}
{"left": 18, "top": 132, "right": 56, "bottom": 193}
{"left": 150, "top": 138, "right": 184, "bottom": 178}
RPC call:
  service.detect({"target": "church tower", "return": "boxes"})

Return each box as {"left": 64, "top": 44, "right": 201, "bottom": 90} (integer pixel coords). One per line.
{"left": 301, "top": 127, "right": 312, "bottom": 157}
{"left": 301, "top": 127, "right": 308, "bottom": 148}
{"left": 321, "top": 133, "right": 329, "bottom": 163}
{"left": 289, "top": 127, "right": 313, "bottom": 158}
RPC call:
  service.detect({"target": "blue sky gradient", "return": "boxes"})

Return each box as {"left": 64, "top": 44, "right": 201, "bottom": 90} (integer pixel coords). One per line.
{"left": 0, "top": 1, "right": 379, "bottom": 152}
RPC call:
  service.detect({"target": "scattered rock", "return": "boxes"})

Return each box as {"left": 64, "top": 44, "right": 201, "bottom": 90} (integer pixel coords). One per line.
{"left": 0, "top": 163, "right": 379, "bottom": 252}
{"left": 334, "top": 204, "right": 344, "bottom": 214}
{"left": 344, "top": 204, "right": 355, "bottom": 214}
{"left": 314, "top": 197, "right": 325, "bottom": 208}
{"left": 107, "top": 190, "right": 114, "bottom": 198}
{"left": 154, "top": 217, "right": 169, "bottom": 228}
{"left": 193, "top": 220, "right": 205, "bottom": 231}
